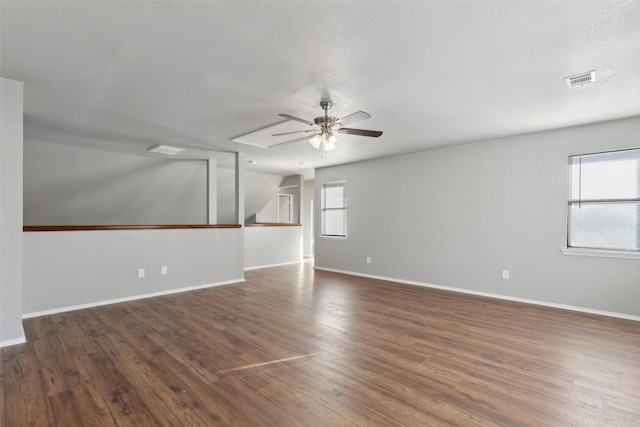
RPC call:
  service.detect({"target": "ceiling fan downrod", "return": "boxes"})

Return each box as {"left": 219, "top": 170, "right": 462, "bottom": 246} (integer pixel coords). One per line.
{"left": 320, "top": 100, "right": 332, "bottom": 114}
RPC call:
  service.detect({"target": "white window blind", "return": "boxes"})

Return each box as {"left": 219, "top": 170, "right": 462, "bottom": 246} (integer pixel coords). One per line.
{"left": 567, "top": 148, "right": 640, "bottom": 252}
{"left": 321, "top": 181, "right": 347, "bottom": 237}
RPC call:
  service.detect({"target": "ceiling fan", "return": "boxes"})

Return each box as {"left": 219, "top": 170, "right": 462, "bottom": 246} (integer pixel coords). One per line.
{"left": 273, "top": 101, "right": 382, "bottom": 151}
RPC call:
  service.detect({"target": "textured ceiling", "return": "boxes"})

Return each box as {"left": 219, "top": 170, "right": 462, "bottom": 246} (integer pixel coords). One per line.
{"left": 2, "top": 1, "right": 640, "bottom": 179}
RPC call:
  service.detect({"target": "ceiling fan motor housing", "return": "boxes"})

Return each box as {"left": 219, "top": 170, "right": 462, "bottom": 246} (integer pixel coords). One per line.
{"left": 315, "top": 116, "right": 339, "bottom": 129}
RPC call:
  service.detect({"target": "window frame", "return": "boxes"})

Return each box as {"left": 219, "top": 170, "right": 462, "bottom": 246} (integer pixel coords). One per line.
{"left": 563, "top": 147, "right": 640, "bottom": 259}
{"left": 320, "top": 180, "right": 347, "bottom": 239}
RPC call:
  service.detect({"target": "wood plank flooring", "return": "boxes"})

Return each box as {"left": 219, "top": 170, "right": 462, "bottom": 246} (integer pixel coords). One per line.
{"left": 2, "top": 261, "right": 640, "bottom": 426}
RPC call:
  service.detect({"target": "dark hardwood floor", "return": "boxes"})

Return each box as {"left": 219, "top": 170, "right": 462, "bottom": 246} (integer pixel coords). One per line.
{"left": 2, "top": 261, "right": 640, "bottom": 426}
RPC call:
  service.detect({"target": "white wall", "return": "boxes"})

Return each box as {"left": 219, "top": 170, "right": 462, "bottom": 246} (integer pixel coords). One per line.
{"left": 303, "top": 180, "right": 314, "bottom": 257}
{"left": 23, "top": 228, "right": 244, "bottom": 315}
{"left": 218, "top": 167, "right": 283, "bottom": 223}
{"left": 315, "top": 115, "right": 640, "bottom": 318}
{"left": 0, "top": 78, "right": 26, "bottom": 346}
{"left": 24, "top": 141, "right": 208, "bottom": 225}
{"left": 254, "top": 175, "right": 307, "bottom": 225}
{"left": 18, "top": 139, "right": 295, "bottom": 319}
{"left": 244, "top": 226, "right": 303, "bottom": 270}
{"left": 280, "top": 175, "right": 303, "bottom": 224}
{"left": 20, "top": 140, "right": 248, "bottom": 317}
{"left": 255, "top": 195, "right": 279, "bottom": 223}
{"left": 24, "top": 141, "right": 287, "bottom": 226}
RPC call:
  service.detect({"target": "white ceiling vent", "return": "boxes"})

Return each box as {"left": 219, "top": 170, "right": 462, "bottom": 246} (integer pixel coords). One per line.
{"left": 565, "top": 70, "right": 596, "bottom": 88}
{"left": 147, "top": 145, "right": 185, "bottom": 155}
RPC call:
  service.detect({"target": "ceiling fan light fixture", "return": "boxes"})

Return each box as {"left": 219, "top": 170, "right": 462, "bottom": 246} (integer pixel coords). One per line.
{"left": 323, "top": 135, "right": 336, "bottom": 151}
{"left": 309, "top": 134, "right": 322, "bottom": 149}
{"left": 326, "top": 132, "right": 336, "bottom": 145}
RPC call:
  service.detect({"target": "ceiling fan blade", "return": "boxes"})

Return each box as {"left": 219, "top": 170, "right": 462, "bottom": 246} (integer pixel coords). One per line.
{"left": 278, "top": 114, "right": 314, "bottom": 126}
{"left": 272, "top": 129, "right": 317, "bottom": 137}
{"left": 335, "top": 111, "right": 372, "bottom": 127}
{"left": 269, "top": 133, "right": 320, "bottom": 148}
{"left": 337, "top": 128, "right": 383, "bottom": 137}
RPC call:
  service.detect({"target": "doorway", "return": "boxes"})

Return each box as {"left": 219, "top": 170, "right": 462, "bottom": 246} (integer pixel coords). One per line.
{"left": 278, "top": 194, "right": 294, "bottom": 223}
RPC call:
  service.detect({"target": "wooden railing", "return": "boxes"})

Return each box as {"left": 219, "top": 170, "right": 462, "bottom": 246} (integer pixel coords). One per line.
{"left": 23, "top": 224, "right": 241, "bottom": 232}
{"left": 245, "top": 223, "right": 301, "bottom": 227}
{"left": 23, "top": 223, "right": 302, "bottom": 232}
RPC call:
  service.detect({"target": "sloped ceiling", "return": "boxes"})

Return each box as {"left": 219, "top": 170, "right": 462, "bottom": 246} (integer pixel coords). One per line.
{"left": 2, "top": 1, "right": 640, "bottom": 179}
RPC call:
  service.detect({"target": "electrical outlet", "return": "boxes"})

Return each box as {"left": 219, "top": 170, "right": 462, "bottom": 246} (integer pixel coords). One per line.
{"left": 161, "top": 266, "right": 168, "bottom": 275}
{"left": 501, "top": 270, "right": 510, "bottom": 280}
{"left": 138, "top": 268, "right": 145, "bottom": 278}
{"left": 366, "top": 257, "right": 371, "bottom": 264}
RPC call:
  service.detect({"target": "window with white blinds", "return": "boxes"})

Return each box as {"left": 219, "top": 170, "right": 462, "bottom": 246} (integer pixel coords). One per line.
{"left": 567, "top": 148, "right": 640, "bottom": 252}
{"left": 321, "top": 181, "right": 347, "bottom": 238}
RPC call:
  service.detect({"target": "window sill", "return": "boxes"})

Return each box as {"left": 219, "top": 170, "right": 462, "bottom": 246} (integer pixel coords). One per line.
{"left": 561, "top": 247, "right": 640, "bottom": 260}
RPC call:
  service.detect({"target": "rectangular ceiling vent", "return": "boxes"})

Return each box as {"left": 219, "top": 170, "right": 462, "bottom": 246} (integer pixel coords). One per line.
{"left": 147, "top": 145, "right": 185, "bottom": 155}
{"left": 565, "top": 70, "right": 596, "bottom": 88}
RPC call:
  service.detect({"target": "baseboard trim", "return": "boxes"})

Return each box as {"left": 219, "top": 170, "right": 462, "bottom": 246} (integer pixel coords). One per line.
{"left": 0, "top": 336, "right": 27, "bottom": 348}
{"left": 245, "top": 260, "right": 302, "bottom": 271}
{"left": 22, "top": 278, "right": 246, "bottom": 319}
{"left": 314, "top": 266, "right": 640, "bottom": 322}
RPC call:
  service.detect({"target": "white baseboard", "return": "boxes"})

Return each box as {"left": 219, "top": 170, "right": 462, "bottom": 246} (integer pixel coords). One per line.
{"left": 22, "top": 278, "right": 246, "bottom": 319}
{"left": 0, "top": 335, "right": 27, "bottom": 348}
{"left": 314, "top": 266, "right": 640, "bottom": 322}
{"left": 245, "top": 260, "right": 302, "bottom": 271}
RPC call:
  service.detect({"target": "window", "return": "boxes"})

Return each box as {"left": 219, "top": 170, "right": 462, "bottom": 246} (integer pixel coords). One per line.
{"left": 567, "top": 148, "right": 640, "bottom": 252}
{"left": 321, "top": 181, "right": 347, "bottom": 238}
